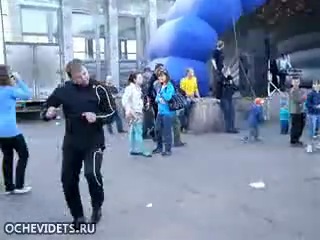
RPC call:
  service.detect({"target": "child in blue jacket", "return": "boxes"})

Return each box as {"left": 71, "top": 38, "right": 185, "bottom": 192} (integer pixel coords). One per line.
{"left": 280, "top": 100, "right": 290, "bottom": 135}
{"left": 243, "top": 98, "right": 264, "bottom": 142}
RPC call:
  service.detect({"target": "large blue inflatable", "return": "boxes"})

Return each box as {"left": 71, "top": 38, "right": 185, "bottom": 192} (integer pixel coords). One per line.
{"left": 148, "top": 0, "right": 266, "bottom": 96}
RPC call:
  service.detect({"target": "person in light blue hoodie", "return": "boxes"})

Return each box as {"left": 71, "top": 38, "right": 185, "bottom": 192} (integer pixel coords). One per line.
{"left": 0, "top": 66, "right": 32, "bottom": 195}
{"left": 152, "top": 69, "right": 175, "bottom": 156}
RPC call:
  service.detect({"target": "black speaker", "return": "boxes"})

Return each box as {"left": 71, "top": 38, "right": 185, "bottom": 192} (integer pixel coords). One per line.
{"left": 239, "top": 53, "right": 268, "bottom": 97}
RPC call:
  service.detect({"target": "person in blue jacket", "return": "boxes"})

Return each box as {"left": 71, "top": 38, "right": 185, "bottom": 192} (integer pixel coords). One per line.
{"left": 305, "top": 80, "right": 320, "bottom": 141}
{"left": 152, "top": 69, "right": 175, "bottom": 156}
{"left": 0, "top": 66, "right": 32, "bottom": 195}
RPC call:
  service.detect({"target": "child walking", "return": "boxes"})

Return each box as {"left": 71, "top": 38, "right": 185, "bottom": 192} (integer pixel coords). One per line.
{"left": 243, "top": 98, "right": 264, "bottom": 142}
{"left": 280, "top": 100, "right": 290, "bottom": 135}
{"left": 122, "top": 72, "right": 151, "bottom": 157}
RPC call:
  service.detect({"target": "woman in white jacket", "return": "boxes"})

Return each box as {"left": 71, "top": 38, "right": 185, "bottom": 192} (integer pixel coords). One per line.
{"left": 122, "top": 72, "right": 152, "bottom": 157}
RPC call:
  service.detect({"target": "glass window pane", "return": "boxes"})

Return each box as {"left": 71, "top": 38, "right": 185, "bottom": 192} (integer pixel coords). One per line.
{"left": 120, "top": 41, "right": 126, "bottom": 53}
{"left": 118, "top": 16, "right": 136, "bottom": 40}
{"left": 73, "top": 37, "right": 86, "bottom": 52}
{"left": 72, "top": 13, "right": 94, "bottom": 36}
{"left": 21, "top": 8, "right": 48, "bottom": 34}
{"left": 23, "top": 35, "right": 49, "bottom": 43}
{"left": 73, "top": 52, "right": 86, "bottom": 60}
{"left": 127, "top": 40, "right": 136, "bottom": 54}
{"left": 2, "top": 15, "right": 12, "bottom": 41}
{"left": 127, "top": 53, "right": 136, "bottom": 60}
{"left": 93, "top": 39, "right": 105, "bottom": 53}
{"left": 2, "top": 0, "right": 9, "bottom": 15}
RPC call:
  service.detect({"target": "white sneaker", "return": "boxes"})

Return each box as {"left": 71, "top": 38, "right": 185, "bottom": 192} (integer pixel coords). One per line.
{"left": 14, "top": 186, "right": 32, "bottom": 194}
{"left": 306, "top": 144, "right": 313, "bottom": 153}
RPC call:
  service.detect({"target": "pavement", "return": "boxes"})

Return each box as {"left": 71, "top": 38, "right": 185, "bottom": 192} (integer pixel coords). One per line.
{"left": 0, "top": 120, "right": 319, "bottom": 240}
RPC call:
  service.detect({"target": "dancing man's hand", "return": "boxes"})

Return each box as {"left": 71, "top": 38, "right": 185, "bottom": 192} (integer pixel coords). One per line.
{"left": 46, "top": 107, "right": 57, "bottom": 119}
{"left": 82, "top": 112, "right": 97, "bottom": 123}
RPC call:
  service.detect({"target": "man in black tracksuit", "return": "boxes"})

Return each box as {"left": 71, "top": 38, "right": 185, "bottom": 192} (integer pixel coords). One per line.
{"left": 42, "top": 61, "right": 115, "bottom": 226}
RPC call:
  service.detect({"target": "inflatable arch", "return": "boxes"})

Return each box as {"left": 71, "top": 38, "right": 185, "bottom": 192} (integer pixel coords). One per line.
{"left": 148, "top": 0, "right": 266, "bottom": 96}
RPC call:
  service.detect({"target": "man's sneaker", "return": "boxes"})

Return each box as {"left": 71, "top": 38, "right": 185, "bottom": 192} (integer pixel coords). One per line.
{"left": 152, "top": 148, "right": 162, "bottom": 154}
{"left": 73, "top": 216, "right": 86, "bottom": 230}
{"left": 290, "top": 142, "right": 303, "bottom": 147}
{"left": 14, "top": 186, "right": 32, "bottom": 194}
{"left": 227, "top": 129, "right": 239, "bottom": 134}
{"left": 161, "top": 151, "right": 172, "bottom": 157}
{"left": 174, "top": 142, "right": 186, "bottom": 147}
{"left": 91, "top": 208, "right": 102, "bottom": 224}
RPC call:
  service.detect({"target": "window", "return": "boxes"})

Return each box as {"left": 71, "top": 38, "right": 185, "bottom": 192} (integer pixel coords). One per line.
{"left": 23, "top": 35, "right": 49, "bottom": 43}
{"left": 2, "top": 15, "right": 11, "bottom": 41}
{"left": 1, "top": 0, "right": 9, "bottom": 15}
{"left": 21, "top": 8, "right": 48, "bottom": 34}
{"left": 119, "top": 39, "right": 137, "bottom": 60}
{"left": 73, "top": 37, "right": 86, "bottom": 60}
{"left": 127, "top": 40, "right": 137, "bottom": 60}
{"left": 92, "top": 38, "right": 105, "bottom": 60}
{"left": 20, "top": 7, "right": 58, "bottom": 43}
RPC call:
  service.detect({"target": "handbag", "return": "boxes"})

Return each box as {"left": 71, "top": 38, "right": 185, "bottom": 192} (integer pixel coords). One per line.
{"left": 168, "top": 88, "right": 187, "bottom": 111}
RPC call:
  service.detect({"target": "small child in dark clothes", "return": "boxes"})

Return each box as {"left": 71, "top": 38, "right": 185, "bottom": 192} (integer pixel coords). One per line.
{"left": 243, "top": 98, "right": 264, "bottom": 142}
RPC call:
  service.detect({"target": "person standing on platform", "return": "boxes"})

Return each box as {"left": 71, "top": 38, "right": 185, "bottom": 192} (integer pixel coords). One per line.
{"left": 277, "top": 53, "right": 292, "bottom": 92}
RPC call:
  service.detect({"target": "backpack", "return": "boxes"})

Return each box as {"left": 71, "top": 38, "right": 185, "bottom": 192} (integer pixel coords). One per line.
{"left": 94, "top": 82, "right": 117, "bottom": 124}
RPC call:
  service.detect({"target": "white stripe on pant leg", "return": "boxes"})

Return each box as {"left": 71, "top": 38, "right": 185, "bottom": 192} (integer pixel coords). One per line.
{"left": 92, "top": 150, "right": 102, "bottom": 187}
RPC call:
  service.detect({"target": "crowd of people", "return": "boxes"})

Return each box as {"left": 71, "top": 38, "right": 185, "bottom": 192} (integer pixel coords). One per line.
{"left": 0, "top": 43, "right": 318, "bottom": 231}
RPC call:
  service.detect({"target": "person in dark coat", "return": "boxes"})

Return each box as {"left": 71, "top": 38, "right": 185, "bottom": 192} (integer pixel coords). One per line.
{"left": 219, "top": 74, "right": 239, "bottom": 133}
{"left": 147, "top": 63, "right": 164, "bottom": 119}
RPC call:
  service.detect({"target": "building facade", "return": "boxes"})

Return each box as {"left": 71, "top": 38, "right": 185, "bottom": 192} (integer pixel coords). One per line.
{"left": 0, "top": 0, "right": 174, "bottom": 86}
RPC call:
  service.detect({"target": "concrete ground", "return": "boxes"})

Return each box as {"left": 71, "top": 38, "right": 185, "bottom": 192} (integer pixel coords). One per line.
{"left": 0, "top": 120, "right": 319, "bottom": 240}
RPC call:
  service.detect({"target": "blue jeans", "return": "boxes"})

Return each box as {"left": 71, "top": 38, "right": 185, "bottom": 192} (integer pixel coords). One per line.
{"left": 307, "top": 114, "right": 320, "bottom": 138}
{"left": 280, "top": 120, "right": 289, "bottom": 134}
{"left": 220, "top": 98, "right": 235, "bottom": 132}
{"left": 155, "top": 114, "right": 173, "bottom": 152}
{"left": 129, "top": 121, "right": 148, "bottom": 154}
{"left": 107, "top": 111, "right": 124, "bottom": 134}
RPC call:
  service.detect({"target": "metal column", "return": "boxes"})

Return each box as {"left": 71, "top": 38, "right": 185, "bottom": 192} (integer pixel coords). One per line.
{"left": 60, "top": 0, "right": 73, "bottom": 65}
{"left": 147, "top": 0, "right": 157, "bottom": 47}
{"left": 94, "top": 4, "right": 101, "bottom": 81}
{"left": 108, "top": 0, "right": 120, "bottom": 87}
{"left": 103, "top": 0, "right": 110, "bottom": 76}
{"left": 136, "top": 17, "right": 143, "bottom": 69}
{"left": 0, "top": 0, "right": 7, "bottom": 64}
